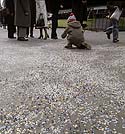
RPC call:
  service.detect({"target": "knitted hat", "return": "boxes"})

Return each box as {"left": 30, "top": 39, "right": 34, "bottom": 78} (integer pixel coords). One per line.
{"left": 67, "top": 13, "right": 76, "bottom": 22}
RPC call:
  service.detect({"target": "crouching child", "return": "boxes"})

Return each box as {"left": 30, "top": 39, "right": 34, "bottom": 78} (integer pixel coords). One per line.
{"left": 61, "top": 13, "right": 91, "bottom": 49}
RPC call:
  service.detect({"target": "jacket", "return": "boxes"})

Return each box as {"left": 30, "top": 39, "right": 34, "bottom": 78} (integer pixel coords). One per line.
{"left": 14, "top": 0, "right": 31, "bottom": 27}
{"left": 61, "top": 21, "right": 84, "bottom": 45}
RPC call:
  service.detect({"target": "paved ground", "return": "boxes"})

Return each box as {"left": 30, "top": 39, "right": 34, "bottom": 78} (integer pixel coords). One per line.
{"left": 0, "top": 28, "right": 125, "bottom": 134}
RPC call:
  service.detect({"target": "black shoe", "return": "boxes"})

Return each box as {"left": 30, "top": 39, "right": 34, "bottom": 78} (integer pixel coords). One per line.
{"left": 77, "top": 43, "right": 91, "bottom": 50}
{"left": 51, "top": 36, "right": 58, "bottom": 39}
{"left": 38, "top": 36, "right": 43, "bottom": 39}
{"left": 44, "top": 34, "right": 49, "bottom": 40}
{"left": 106, "top": 33, "right": 110, "bottom": 39}
{"left": 64, "top": 45, "right": 72, "bottom": 49}
{"left": 44, "top": 37, "right": 47, "bottom": 40}
{"left": 38, "top": 34, "right": 43, "bottom": 39}
{"left": 8, "top": 36, "right": 16, "bottom": 39}
{"left": 113, "top": 39, "right": 119, "bottom": 43}
{"left": 17, "top": 37, "right": 28, "bottom": 41}
{"left": 30, "top": 35, "right": 34, "bottom": 38}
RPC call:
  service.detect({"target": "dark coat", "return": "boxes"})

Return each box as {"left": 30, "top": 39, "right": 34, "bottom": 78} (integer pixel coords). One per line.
{"left": 14, "top": 0, "right": 31, "bottom": 27}
{"left": 48, "top": 0, "right": 60, "bottom": 13}
{"left": 61, "top": 21, "right": 84, "bottom": 45}
{"left": 72, "top": 0, "right": 87, "bottom": 23}
{"left": 47, "top": 0, "right": 64, "bottom": 13}
{"left": 29, "top": 0, "right": 36, "bottom": 25}
{"left": 5, "top": 0, "right": 15, "bottom": 25}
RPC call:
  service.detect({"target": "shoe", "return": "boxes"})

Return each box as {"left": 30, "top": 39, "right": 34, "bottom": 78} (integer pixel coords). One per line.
{"left": 38, "top": 37, "right": 41, "bottom": 39}
{"left": 44, "top": 34, "right": 49, "bottom": 40}
{"left": 84, "top": 43, "right": 91, "bottom": 50}
{"left": 30, "top": 35, "right": 34, "bottom": 38}
{"left": 38, "top": 35, "right": 43, "bottom": 39}
{"left": 106, "top": 33, "right": 110, "bottom": 39}
{"left": 113, "top": 39, "right": 119, "bottom": 43}
{"left": 8, "top": 36, "right": 16, "bottom": 39}
{"left": 64, "top": 45, "right": 72, "bottom": 49}
{"left": 17, "top": 37, "right": 28, "bottom": 41}
{"left": 78, "top": 43, "right": 91, "bottom": 50}
{"left": 44, "top": 37, "right": 47, "bottom": 40}
{"left": 51, "top": 36, "right": 58, "bottom": 39}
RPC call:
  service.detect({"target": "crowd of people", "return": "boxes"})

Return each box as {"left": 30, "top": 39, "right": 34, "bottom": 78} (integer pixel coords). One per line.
{"left": 0, "top": 0, "right": 123, "bottom": 48}
{"left": 0, "top": 0, "right": 88, "bottom": 41}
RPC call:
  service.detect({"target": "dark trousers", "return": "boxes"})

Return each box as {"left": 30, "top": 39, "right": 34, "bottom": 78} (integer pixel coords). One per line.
{"left": 8, "top": 24, "right": 16, "bottom": 38}
{"left": 72, "top": 1, "right": 87, "bottom": 25}
{"left": 7, "top": 16, "right": 16, "bottom": 38}
{"left": 51, "top": 12, "right": 58, "bottom": 38}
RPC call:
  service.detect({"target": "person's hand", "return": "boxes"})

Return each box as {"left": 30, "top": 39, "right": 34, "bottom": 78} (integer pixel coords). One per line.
{"left": 106, "top": 15, "right": 110, "bottom": 19}
{"left": 25, "top": 12, "right": 29, "bottom": 16}
{"left": 60, "top": 5, "right": 63, "bottom": 9}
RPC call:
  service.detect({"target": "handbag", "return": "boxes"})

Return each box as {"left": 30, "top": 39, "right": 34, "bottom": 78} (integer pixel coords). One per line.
{"left": 110, "top": 7, "right": 122, "bottom": 21}
{"left": 36, "top": 13, "right": 45, "bottom": 28}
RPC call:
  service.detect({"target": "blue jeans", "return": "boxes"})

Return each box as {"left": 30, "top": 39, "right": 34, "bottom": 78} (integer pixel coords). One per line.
{"left": 106, "top": 19, "right": 119, "bottom": 41}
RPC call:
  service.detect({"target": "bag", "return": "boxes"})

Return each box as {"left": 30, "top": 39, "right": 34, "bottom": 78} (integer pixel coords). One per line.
{"left": 35, "top": 13, "right": 45, "bottom": 28}
{"left": 110, "top": 7, "right": 122, "bottom": 21}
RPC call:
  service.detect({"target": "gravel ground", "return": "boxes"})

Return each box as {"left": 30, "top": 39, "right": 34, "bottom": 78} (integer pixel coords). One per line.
{"left": 0, "top": 28, "right": 125, "bottom": 134}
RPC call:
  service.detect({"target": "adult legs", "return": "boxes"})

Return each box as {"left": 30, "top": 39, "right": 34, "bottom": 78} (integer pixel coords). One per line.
{"left": 26, "top": 27, "right": 29, "bottom": 37}
{"left": 43, "top": 27, "right": 49, "bottom": 40}
{"left": 8, "top": 24, "right": 16, "bottom": 38}
{"left": 51, "top": 12, "right": 58, "bottom": 39}
{"left": 26, "top": 25, "right": 34, "bottom": 38}
{"left": 17, "top": 27, "right": 28, "bottom": 41}
{"left": 38, "top": 28, "right": 43, "bottom": 39}
{"left": 30, "top": 24, "right": 34, "bottom": 37}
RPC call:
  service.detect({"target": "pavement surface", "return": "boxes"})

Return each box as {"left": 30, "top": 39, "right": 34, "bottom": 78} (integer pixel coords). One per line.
{"left": 0, "top": 28, "right": 125, "bottom": 134}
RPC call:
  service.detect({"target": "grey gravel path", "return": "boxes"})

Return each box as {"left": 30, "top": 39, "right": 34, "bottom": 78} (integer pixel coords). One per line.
{"left": 0, "top": 28, "right": 125, "bottom": 134}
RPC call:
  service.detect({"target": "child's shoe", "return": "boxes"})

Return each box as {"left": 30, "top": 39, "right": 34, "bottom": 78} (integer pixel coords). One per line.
{"left": 84, "top": 43, "right": 91, "bottom": 50}
{"left": 113, "top": 39, "right": 119, "bottom": 43}
{"left": 64, "top": 45, "right": 72, "bottom": 49}
{"left": 106, "top": 33, "right": 110, "bottom": 39}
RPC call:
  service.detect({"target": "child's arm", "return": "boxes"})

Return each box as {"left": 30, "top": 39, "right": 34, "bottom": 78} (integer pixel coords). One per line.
{"left": 61, "top": 27, "right": 69, "bottom": 38}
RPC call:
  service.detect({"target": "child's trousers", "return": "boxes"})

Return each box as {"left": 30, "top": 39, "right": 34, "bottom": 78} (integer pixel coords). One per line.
{"left": 106, "top": 18, "right": 119, "bottom": 41}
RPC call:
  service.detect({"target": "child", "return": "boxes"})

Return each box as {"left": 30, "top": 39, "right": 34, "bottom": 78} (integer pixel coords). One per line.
{"left": 61, "top": 13, "right": 91, "bottom": 49}
{"left": 105, "top": 5, "right": 123, "bottom": 43}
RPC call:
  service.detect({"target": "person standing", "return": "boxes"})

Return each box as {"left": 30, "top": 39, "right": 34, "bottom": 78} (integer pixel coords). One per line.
{"left": 49, "top": 0, "right": 63, "bottom": 39}
{"left": 26, "top": 0, "right": 36, "bottom": 38}
{"left": 72, "top": 0, "right": 87, "bottom": 28}
{"left": 5, "top": 0, "right": 16, "bottom": 38}
{"left": 36, "top": 0, "right": 49, "bottom": 39}
{"left": 14, "top": 0, "right": 31, "bottom": 41}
